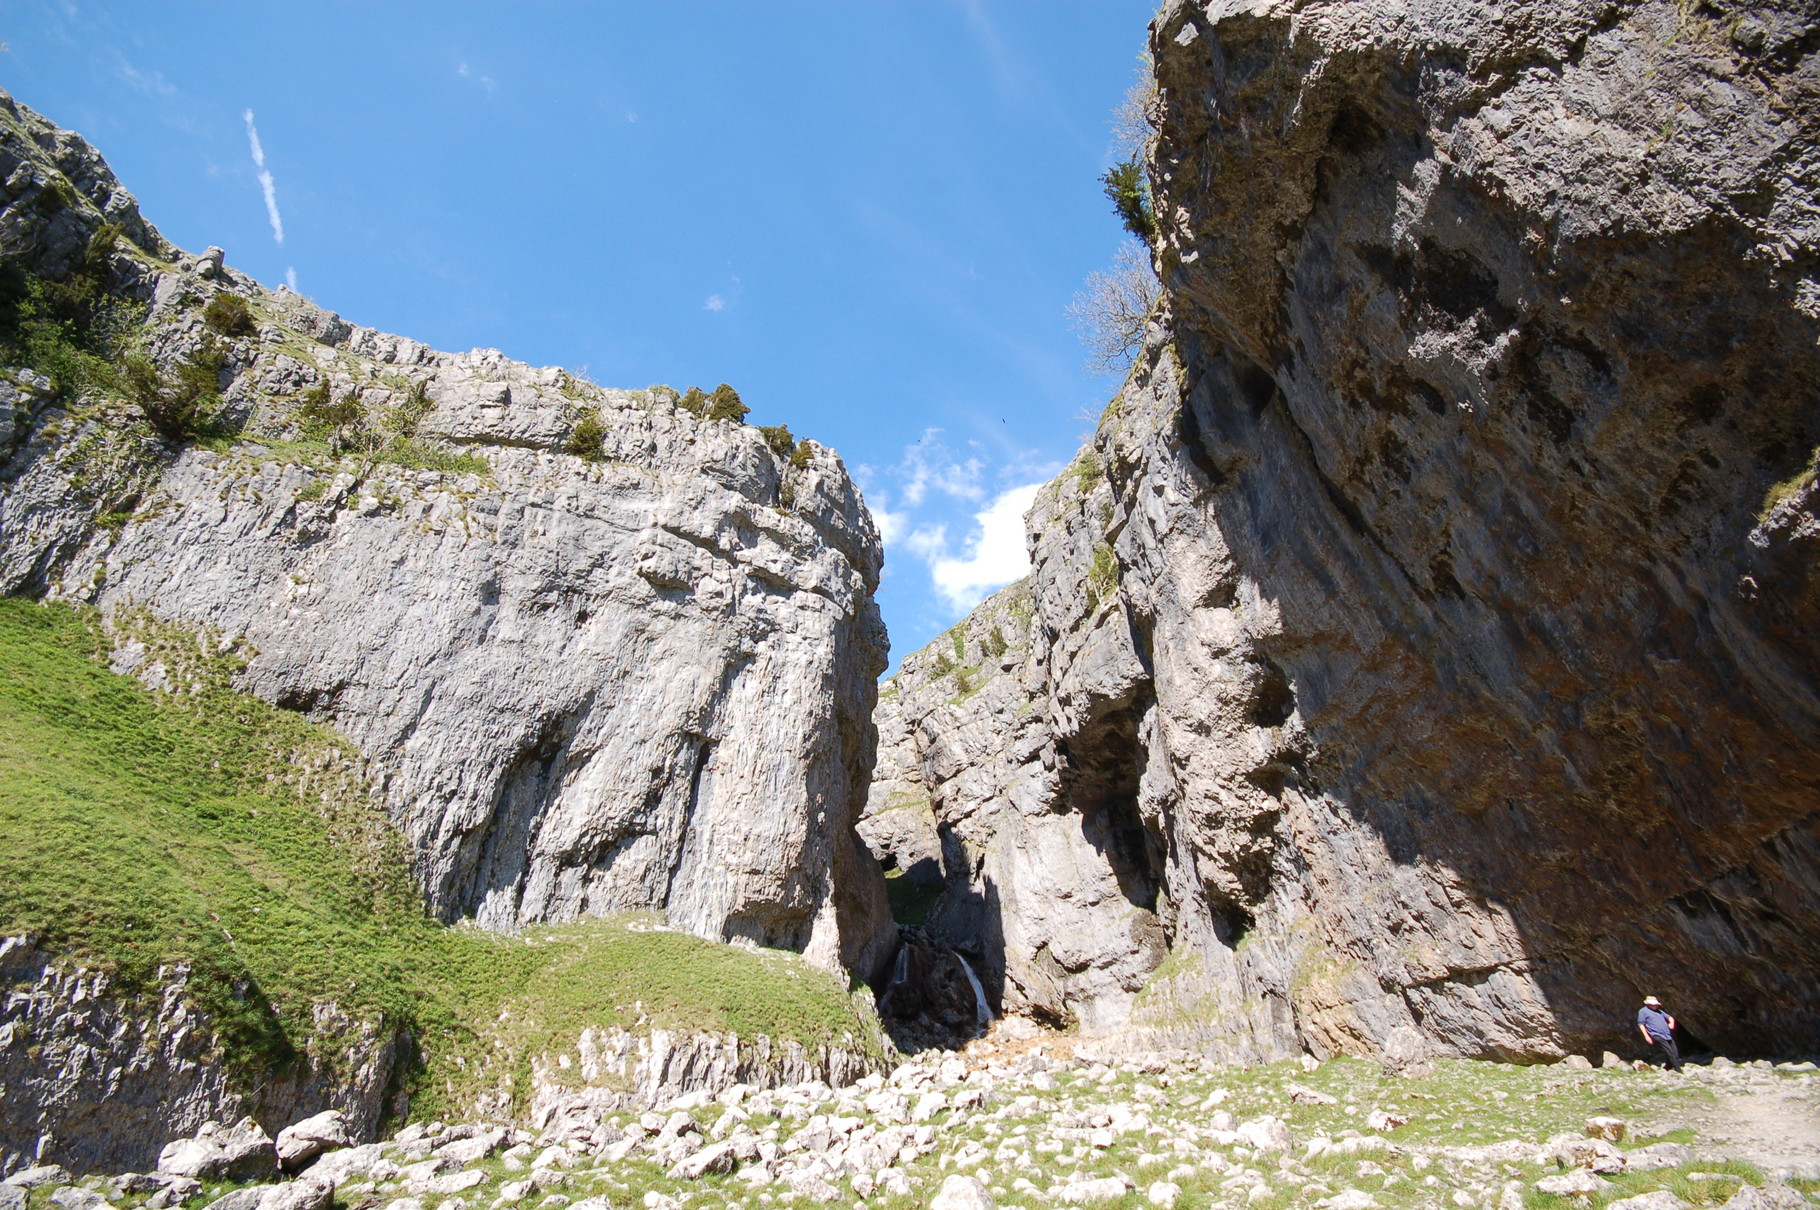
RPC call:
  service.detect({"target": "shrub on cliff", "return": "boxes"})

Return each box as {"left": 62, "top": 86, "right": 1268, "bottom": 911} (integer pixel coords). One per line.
{"left": 202, "top": 292, "right": 255, "bottom": 336}
{"left": 707, "top": 382, "right": 749, "bottom": 423}
{"left": 0, "top": 224, "right": 142, "bottom": 400}
{"left": 297, "top": 379, "right": 364, "bottom": 449}
{"left": 565, "top": 408, "right": 607, "bottom": 461}
{"left": 1069, "top": 241, "right": 1158, "bottom": 375}
{"left": 120, "top": 340, "right": 228, "bottom": 441}
{"left": 758, "top": 423, "right": 796, "bottom": 458}
{"left": 1101, "top": 157, "right": 1155, "bottom": 240}
{"left": 675, "top": 382, "right": 750, "bottom": 425}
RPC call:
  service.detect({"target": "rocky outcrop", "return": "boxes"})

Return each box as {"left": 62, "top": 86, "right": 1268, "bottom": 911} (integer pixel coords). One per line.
{"left": 502, "top": 1026, "right": 891, "bottom": 1138}
{"left": 0, "top": 91, "right": 892, "bottom": 981}
{"left": 865, "top": 0, "right": 1820, "bottom": 1062}
{"left": 860, "top": 580, "right": 1171, "bottom": 1036}
{"left": 0, "top": 938, "right": 393, "bottom": 1178}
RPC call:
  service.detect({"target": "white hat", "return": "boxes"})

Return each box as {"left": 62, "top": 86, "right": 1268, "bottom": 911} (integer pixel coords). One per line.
{"left": 1643, "top": 995, "right": 1661, "bottom": 1006}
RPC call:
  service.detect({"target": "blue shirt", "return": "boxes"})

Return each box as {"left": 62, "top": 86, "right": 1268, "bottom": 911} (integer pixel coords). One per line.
{"left": 1638, "top": 1006, "right": 1673, "bottom": 1040}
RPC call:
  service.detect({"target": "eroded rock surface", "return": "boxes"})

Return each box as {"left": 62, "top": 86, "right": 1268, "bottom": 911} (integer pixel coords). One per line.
{"left": 865, "top": 0, "right": 1820, "bottom": 1061}
{"left": 0, "top": 91, "right": 892, "bottom": 980}
{"left": 0, "top": 939, "right": 392, "bottom": 1178}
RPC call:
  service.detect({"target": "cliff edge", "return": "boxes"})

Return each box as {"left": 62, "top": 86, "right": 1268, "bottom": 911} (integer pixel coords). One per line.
{"left": 863, "top": 0, "right": 1820, "bottom": 1062}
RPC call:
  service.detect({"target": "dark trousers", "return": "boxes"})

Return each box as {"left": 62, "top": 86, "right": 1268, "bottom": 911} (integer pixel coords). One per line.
{"left": 1650, "top": 1033, "right": 1682, "bottom": 1070}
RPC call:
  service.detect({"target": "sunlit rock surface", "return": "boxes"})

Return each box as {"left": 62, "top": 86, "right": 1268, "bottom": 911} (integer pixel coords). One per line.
{"left": 864, "top": 0, "right": 1820, "bottom": 1061}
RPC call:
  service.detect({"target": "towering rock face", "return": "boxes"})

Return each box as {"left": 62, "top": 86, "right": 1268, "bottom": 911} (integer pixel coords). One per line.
{"left": 0, "top": 92, "right": 893, "bottom": 981}
{"left": 865, "top": 0, "right": 1820, "bottom": 1060}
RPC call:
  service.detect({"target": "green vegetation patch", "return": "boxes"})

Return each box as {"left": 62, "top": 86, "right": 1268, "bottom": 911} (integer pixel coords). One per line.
{"left": 491, "top": 917, "right": 887, "bottom": 1084}
{"left": 0, "top": 222, "right": 145, "bottom": 403}
{"left": 1759, "top": 448, "right": 1818, "bottom": 521}
{"left": 0, "top": 598, "right": 881, "bottom": 1120}
{"left": 0, "top": 597, "right": 522, "bottom": 1084}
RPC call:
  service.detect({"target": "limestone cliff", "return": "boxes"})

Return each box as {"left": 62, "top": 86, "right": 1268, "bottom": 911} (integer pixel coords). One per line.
{"left": 0, "top": 91, "right": 893, "bottom": 981}
{"left": 864, "top": 0, "right": 1820, "bottom": 1062}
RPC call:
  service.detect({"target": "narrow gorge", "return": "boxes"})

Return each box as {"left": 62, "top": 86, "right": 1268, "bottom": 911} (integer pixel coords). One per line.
{"left": 860, "top": 0, "right": 1820, "bottom": 1066}
{"left": 1, "top": 0, "right": 1818, "bottom": 1195}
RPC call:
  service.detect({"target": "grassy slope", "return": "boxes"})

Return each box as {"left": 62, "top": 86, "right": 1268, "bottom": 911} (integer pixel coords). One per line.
{"left": 0, "top": 598, "right": 879, "bottom": 1116}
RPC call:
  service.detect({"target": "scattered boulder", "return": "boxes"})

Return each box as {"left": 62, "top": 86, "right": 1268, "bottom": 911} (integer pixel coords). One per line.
{"left": 259, "top": 1180, "right": 333, "bottom": 1210}
{"left": 1287, "top": 1083, "right": 1338, "bottom": 1106}
{"left": 204, "top": 1187, "right": 275, "bottom": 1210}
{"left": 1721, "top": 1186, "right": 1807, "bottom": 1210}
{"left": 913, "top": 1092, "right": 948, "bottom": 1122}
{"left": 930, "top": 1175, "right": 996, "bottom": 1210}
{"left": 1601, "top": 1052, "right": 1626, "bottom": 1070}
{"left": 49, "top": 1188, "right": 108, "bottom": 1210}
{"left": 782, "top": 1170, "right": 839, "bottom": 1204}
{"left": 1315, "top": 1193, "right": 1379, "bottom": 1210}
{"left": 1544, "top": 1133, "right": 1627, "bottom": 1173}
{"left": 276, "top": 1111, "right": 354, "bottom": 1171}
{"left": 297, "top": 1144, "right": 390, "bottom": 1187}
{"left": 1560, "top": 1055, "right": 1595, "bottom": 1070}
{"left": 5, "top": 1169, "right": 72, "bottom": 1191}
{"left": 433, "top": 1128, "right": 507, "bottom": 1167}
{"left": 1536, "top": 1171, "right": 1611, "bottom": 1197}
{"left": 0, "top": 1187, "right": 23, "bottom": 1210}
{"left": 1056, "top": 1176, "right": 1133, "bottom": 1204}
{"left": 1583, "top": 1117, "right": 1626, "bottom": 1142}
{"left": 145, "top": 1178, "right": 201, "bottom": 1209}
{"left": 1608, "top": 1194, "right": 1689, "bottom": 1210}
{"left": 1380, "top": 1028, "right": 1436, "bottom": 1079}
{"left": 1147, "top": 1182, "right": 1180, "bottom": 1208}
{"left": 159, "top": 1119, "right": 277, "bottom": 1183}
{"left": 668, "top": 1143, "right": 736, "bottom": 1180}
{"left": 1366, "top": 1110, "right": 1409, "bottom": 1132}
{"left": 1235, "top": 1116, "right": 1293, "bottom": 1153}
{"left": 1626, "top": 1143, "right": 1694, "bottom": 1171}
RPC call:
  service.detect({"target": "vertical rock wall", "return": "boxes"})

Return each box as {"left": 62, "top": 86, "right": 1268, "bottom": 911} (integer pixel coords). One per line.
{"left": 0, "top": 93, "right": 894, "bottom": 982}
{"left": 864, "top": 0, "right": 1820, "bottom": 1061}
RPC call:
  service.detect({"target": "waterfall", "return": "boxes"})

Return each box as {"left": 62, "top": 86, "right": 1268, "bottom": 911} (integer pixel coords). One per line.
{"left": 954, "top": 953, "right": 993, "bottom": 1031}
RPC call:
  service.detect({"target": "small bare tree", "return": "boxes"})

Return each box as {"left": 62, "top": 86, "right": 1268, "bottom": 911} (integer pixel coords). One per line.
{"left": 1111, "top": 58, "right": 1155, "bottom": 161}
{"left": 1070, "top": 58, "right": 1161, "bottom": 376}
{"left": 1068, "top": 239, "right": 1159, "bottom": 376}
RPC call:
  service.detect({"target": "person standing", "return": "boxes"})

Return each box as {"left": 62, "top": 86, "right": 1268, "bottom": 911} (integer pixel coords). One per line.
{"left": 1637, "top": 995, "right": 1682, "bottom": 1071}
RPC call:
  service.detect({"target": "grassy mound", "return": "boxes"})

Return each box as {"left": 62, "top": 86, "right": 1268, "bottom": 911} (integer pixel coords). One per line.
{"left": 504, "top": 921, "right": 881, "bottom": 1051}
{"left": 0, "top": 598, "right": 882, "bottom": 1116}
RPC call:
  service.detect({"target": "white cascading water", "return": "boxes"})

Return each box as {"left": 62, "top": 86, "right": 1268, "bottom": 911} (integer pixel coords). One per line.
{"left": 954, "top": 953, "right": 993, "bottom": 1032}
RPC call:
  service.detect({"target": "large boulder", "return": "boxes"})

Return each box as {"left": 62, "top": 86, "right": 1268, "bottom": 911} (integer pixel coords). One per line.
{"left": 157, "top": 1118, "right": 276, "bottom": 1183}
{"left": 275, "top": 1111, "right": 353, "bottom": 1171}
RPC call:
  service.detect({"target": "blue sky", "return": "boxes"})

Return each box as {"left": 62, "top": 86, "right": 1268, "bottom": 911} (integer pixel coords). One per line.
{"left": 4, "top": 2, "right": 1153, "bottom": 668}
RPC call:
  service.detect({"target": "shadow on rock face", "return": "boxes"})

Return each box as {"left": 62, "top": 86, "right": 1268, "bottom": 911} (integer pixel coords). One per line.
{"left": 1140, "top": 0, "right": 1820, "bottom": 1059}
{"left": 875, "top": 928, "right": 992, "bottom": 1054}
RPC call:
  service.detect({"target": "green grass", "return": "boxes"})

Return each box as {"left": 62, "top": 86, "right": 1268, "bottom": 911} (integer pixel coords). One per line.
{"left": 1759, "top": 451, "right": 1817, "bottom": 521}
{"left": 489, "top": 918, "right": 887, "bottom": 1092}
{"left": 0, "top": 598, "right": 884, "bottom": 1119}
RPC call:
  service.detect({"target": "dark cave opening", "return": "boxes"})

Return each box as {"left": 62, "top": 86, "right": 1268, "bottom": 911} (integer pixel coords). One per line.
{"left": 1055, "top": 701, "right": 1166, "bottom": 915}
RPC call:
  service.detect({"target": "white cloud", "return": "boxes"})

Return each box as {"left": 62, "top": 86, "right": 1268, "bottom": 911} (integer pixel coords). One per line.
{"left": 704, "top": 294, "right": 724, "bottom": 312}
{"left": 285, "top": 266, "right": 298, "bottom": 292}
{"left": 458, "top": 62, "right": 469, "bottom": 75}
{"left": 917, "top": 483, "right": 1041, "bottom": 612}
{"left": 115, "top": 53, "right": 175, "bottom": 98}
{"left": 872, "top": 505, "right": 908, "bottom": 547}
{"left": 242, "top": 109, "right": 284, "bottom": 246}
{"left": 896, "top": 428, "right": 984, "bottom": 507}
